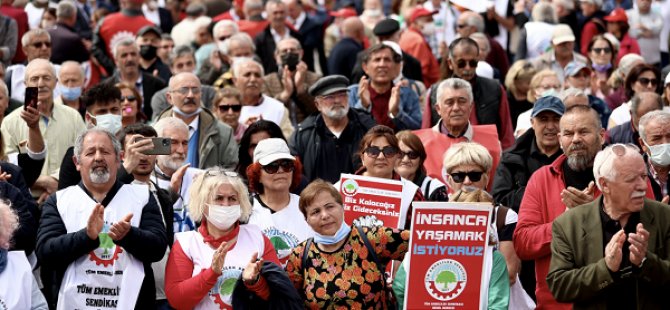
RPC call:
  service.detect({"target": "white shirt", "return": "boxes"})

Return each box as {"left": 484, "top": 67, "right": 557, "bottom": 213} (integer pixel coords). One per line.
{"left": 608, "top": 101, "right": 631, "bottom": 130}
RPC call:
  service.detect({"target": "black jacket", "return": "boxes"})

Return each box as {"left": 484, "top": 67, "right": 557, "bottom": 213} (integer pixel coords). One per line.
{"left": 254, "top": 25, "right": 302, "bottom": 74}
{"left": 297, "top": 14, "right": 327, "bottom": 75}
{"left": 103, "top": 71, "right": 167, "bottom": 118}
{"left": 491, "top": 128, "right": 562, "bottom": 212}
{"left": 231, "top": 261, "right": 303, "bottom": 310}
{"left": 36, "top": 181, "right": 168, "bottom": 309}
{"left": 47, "top": 23, "right": 90, "bottom": 64}
{"left": 428, "top": 76, "right": 503, "bottom": 129}
{"left": 606, "top": 121, "right": 640, "bottom": 149}
{"left": 289, "top": 109, "right": 376, "bottom": 183}
{"left": 1, "top": 181, "right": 37, "bottom": 254}
{"left": 327, "top": 37, "right": 363, "bottom": 82}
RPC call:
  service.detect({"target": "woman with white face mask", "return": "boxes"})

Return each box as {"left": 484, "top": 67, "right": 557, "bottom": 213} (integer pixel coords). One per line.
{"left": 165, "top": 168, "right": 293, "bottom": 309}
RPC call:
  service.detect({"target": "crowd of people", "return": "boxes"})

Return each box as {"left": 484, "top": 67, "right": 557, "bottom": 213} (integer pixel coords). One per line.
{"left": 1, "top": 0, "right": 670, "bottom": 308}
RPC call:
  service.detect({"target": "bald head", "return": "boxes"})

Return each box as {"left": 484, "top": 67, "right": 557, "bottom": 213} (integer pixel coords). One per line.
{"left": 169, "top": 72, "right": 201, "bottom": 89}
{"left": 342, "top": 17, "right": 364, "bottom": 41}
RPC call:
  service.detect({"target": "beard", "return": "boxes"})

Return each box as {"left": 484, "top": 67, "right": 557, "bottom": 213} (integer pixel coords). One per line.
{"left": 89, "top": 167, "right": 110, "bottom": 184}
{"left": 323, "top": 104, "right": 349, "bottom": 120}
{"left": 159, "top": 154, "right": 185, "bottom": 172}
{"left": 566, "top": 141, "right": 600, "bottom": 171}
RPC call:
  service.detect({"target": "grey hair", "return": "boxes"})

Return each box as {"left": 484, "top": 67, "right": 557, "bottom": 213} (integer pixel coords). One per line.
{"left": 531, "top": 1, "right": 558, "bottom": 23}
{"left": 436, "top": 78, "right": 473, "bottom": 104}
{"left": 25, "top": 59, "right": 57, "bottom": 81}
{"left": 593, "top": 144, "right": 641, "bottom": 190}
{"left": 277, "top": 37, "right": 303, "bottom": 50}
{"left": 21, "top": 29, "right": 51, "bottom": 48}
{"left": 161, "top": 33, "right": 173, "bottom": 41}
{"left": 232, "top": 57, "right": 264, "bottom": 77}
{"left": 244, "top": 0, "right": 264, "bottom": 11}
{"left": 0, "top": 80, "right": 7, "bottom": 97}
{"left": 112, "top": 37, "right": 137, "bottom": 59}
{"left": 265, "top": 0, "right": 286, "bottom": 11}
{"left": 465, "top": 13, "right": 485, "bottom": 32}
{"left": 639, "top": 110, "right": 670, "bottom": 142}
{"left": 553, "top": 0, "right": 574, "bottom": 11}
{"left": 219, "top": 32, "right": 255, "bottom": 55}
{"left": 167, "top": 45, "right": 195, "bottom": 66}
{"left": 559, "top": 87, "right": 588, "bottom": 102}
{"left": 153, "top": 116, "right": 189, "bottom": 137}
{"left": 57, "top": 0, "right": 77, "bottom": 19}
{"left": 60, "top": 61, "right": 85, "bottom": 79}
{"left": 630, "top": 92, "right": 662, "bottom": 119}
{"left": 213, "top": 20, "right": 239, "bottom": 38}
{"left": 469, "top": 32, "right": 490, "bottom": 55}
{"left": 73, "top": 128, "right": 122, "bottom": 163}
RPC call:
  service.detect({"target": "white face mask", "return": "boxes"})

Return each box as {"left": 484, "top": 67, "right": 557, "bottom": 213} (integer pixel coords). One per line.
{"left": 421, "top": 23, "right": 436, "bottom": 36}
{"left": 90, "top": 113, "right": 122, "bottom": 134}
{"left": 206, "top": 204, "right": 241, "bottom": 230}
{"left": 645, "top": 141, "right": 670, "bottom": 167}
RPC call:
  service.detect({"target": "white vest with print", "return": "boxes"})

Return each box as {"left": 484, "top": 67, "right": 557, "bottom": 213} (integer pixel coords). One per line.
{"left": 56, "top": 185, "right": 148, "bottom": 310}
{"left": 175, "top": 224, "right": 265, "bottom": 310}
{"left": 0, "top": 251, "right": 33, "bottom": 309}
{"left": 247, "top": 193, "right": 314, "bottom": 266}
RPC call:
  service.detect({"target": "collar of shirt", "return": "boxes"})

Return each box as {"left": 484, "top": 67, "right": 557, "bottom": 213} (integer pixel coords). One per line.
{"left": 187, "top": 115, "right": 200, "bottom": 138}
{"left": 647, "top": 156, "right": 668, "bottom": 190}
{"left": 121, "top": 8, "right": 144, "bottom": 17}
{"left": 154, "top": 165, "right": 171, "bottom": 181}
{"left": 270, "top": 26, "right": 290, "bottom": 45}
{"left": 292, "top": 11, "right": 306, "bottom": 30}
{"left": 439, "top": 120, "right": 473, "bottom": 140}
{"left": 599, "top": 198, "right": 641, "bottom": 240}
{"left": 529, "top": 137, "right": 560, "bottom": 160}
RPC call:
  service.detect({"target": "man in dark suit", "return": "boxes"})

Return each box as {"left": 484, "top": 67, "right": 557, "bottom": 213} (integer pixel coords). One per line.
{"left": 254, "top": 0, "right": 301, "bottom": 74}
{"left": 284, "top": 0, "right": 327, "bottom": 74}
{"left": 547, "top": 144, "right": 670, "bottom": 309}
{"left": 49, "top": 0, "right": 89, "bottom": 64}
{"left": 327, "top": 16, "right": 365, "bottom": 81}
{"left": 103, "top": 37, "right": 166, "bottom": 118}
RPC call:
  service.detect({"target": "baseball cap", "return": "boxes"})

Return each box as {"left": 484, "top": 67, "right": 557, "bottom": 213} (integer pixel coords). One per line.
{"left": 408, "top": 7, "right": 437, "bottom": 23}
{"left": 137, "top": 25, "right": 162, "bottom": 38}
{"left": 253, "top": 138, "right": 296, "bottom": 166}
{"left": 329, "top": 8, "right": 358, "bottom": 18}
{"left": 532, "top": 96, "right": 565, "bottom": 118}
{"left": 564, "top": 62, "right": 592, "bottom": 78}
{"left": 604, "top": 8, "right": 628, "bottom": 23}
{"left": 552, "top": 24, "right": 575, "bottom": 45}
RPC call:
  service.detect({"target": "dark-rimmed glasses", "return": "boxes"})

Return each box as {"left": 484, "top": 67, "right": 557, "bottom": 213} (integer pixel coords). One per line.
{"left": 364, "top": 146, "right": 399, "bottom": 158}
{"left": 262, "top": 159, "right": 295, "bottom": 174}
{"left": 218, "top": 104, "right": 242, "bottom": 113}
{"left": 450, "top": 171, "right": 484, "bottom": 183}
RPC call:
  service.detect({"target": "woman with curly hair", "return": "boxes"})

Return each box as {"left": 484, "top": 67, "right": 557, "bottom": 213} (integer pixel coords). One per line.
{"left": 246, "top": 138, "right": 313, "bottom": 266}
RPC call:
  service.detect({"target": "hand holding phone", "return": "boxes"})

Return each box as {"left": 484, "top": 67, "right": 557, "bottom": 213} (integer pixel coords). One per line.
{"left": 24, "top": 87, "right": 38, "bottom": 110}
{"left": 136, "top": 137, "right": 172, "bottom": 155}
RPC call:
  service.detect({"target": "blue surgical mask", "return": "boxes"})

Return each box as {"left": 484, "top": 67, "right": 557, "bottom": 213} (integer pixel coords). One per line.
{"left": 314, "top": 221, "right": 351, "bottom": 245}
{"left": 60, "top": 85, "right": 82, "bottom": 101}
{"left": 172, "top": 105, "right": 202, "bottom": 118}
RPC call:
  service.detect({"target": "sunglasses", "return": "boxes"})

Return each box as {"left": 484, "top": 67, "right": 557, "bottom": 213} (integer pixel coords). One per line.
{"left": 262, "top": 159, "right": 295, "bottom": 174}
{"left": 399, "top": 150, "right": 420, "bottom": 160}
{"left": 637, "top": 77, "right": 658, "bottom": 87}
{"left": 32, "top": 41, "right": 51, "bottom": 48}
{"left": 456, "top": 24, "right": 467, "bottom": 28}
{"left": 591, "top": 47, "right": 612, "bottom": 54}
{"left": 364, "top": 146, "right": 399, "bottom": 158}
{"left": 121, "top": 95, "right": 137, "bottom": 102}
{"left": 455, "top": 59, "right": 478, "bottom": 69}
{"left": 450, "top": 171, "right": 484, "bottom": 183}
{"left": 218, "top": 36, "right": 230, "bottom": 41}
{"left": 218, "top": 104, "right": 242, "bottom": 113}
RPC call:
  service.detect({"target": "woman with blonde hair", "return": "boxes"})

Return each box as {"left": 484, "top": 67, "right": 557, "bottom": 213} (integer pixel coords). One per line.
{"left": 515, "top": 69, "right": 562, "bottom": 137}
{"left": 504, "top": 60, "right": 538, "bottom": 129}
{"left": 165, "top": 168, "right": 285, "bottom": 309}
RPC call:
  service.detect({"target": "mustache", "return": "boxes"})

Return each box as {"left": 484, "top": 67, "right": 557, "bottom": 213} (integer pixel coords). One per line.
{"left": 183, "top": 98, "right": 197, "bottom": 105}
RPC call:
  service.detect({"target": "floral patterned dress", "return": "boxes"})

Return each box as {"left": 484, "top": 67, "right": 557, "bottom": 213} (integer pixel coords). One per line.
{"left": 285, "top": 225, "right": 410, "bottom": 309}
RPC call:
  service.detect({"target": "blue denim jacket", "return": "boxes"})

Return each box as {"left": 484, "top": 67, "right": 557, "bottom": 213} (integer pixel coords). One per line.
{"left": 347, "top": 83, "right": 422, "bottom": 130}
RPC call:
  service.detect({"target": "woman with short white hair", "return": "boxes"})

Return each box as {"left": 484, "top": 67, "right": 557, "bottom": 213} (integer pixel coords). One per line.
{"left": 0, "top": 200, "right": 48, "bottom": 309}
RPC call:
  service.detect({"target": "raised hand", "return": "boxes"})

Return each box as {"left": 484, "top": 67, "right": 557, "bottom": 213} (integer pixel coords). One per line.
{"left": 629, "top": 223, "right": 649, "bottom": 267}
{"left": 242, "top": 252, "right": 263, "bottom": 285}
{"left": 388, "top": 84, "right": 400, "bottom": 118}
{"left": 358, "top": 76, "right": 371, "bottom": 109}
{"left": 211, "top": 240, "right": 234, "bottom": 275}
{"left": 605, "top": 229, "right": 625, "bottom": 272}
{"left": 109, "top": 213, "right": 133, "bottom": 241}
{"left": 87, "top": 204, "right": 105, "bottom": 240}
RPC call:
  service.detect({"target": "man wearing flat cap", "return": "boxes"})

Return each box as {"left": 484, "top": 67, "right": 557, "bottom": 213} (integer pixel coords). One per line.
{"left": 289, "top": 75, "right": 376, "bottom": 183}
{"left": 350, "top": 18, "right": 424, "bottom": 83}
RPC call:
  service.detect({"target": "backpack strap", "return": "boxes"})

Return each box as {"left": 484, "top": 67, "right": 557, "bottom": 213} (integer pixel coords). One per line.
{"left": 301, "top": 237, "right": 313, "bottom": 274}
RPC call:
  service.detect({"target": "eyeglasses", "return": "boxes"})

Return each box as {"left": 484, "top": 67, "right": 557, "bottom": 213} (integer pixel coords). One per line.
{"left": 171, "top": 87, "right": 201, "bottom": 95}
{"left": 121, "top": 95, "right": 137, "bottom": 102}
{"left": 637, "top": 77, "right": 658, "bottom": 87}
{"left": 319, "top": 91, "right": 348, "bottom": 102}
{"left": 218, "top": 104, "right": 242, "bottom": 113}
{"left": 204, "top": 169, "right": 239, "bottom": 178}
{"left": 399, "top": 150, "right": 420, "bottom": 160}
{"left": 450, "top": 171, "right": 484, "bottom": 183}
{"left": 364, "top": 146, "right": 399, "bottom": 158}
{"left": 456, "top": 24, "right": 467, "bottom": 28}
{"left": 591, "top": 47, "right": 612, "bottom": 54}
{"left": 455, "top": 59, "right": 478, "bottom": 69}
{"left": 262, "top": 159, "right": 295, "bottom": 174}
{"left": 32, "top": 41, "right": 51, "bottom": 48}
{"left": 218, "top": 36, "right": 230, "bottom": 41}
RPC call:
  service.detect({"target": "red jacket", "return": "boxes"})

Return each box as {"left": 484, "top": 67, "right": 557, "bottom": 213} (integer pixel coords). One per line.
{"left": 615, "top": 34, "right": 641, "bottom": 65}
{"left": 399, "top": 28, "right": 439, "bottom": 88}
{"left": 0, "top": 4, "right": 28, "bottom": 63}
{"left": 99, "top": 12, "right": 154, "bottom": 57}
{"left": 514, "top": 154, "right": 654, "bottom": 309}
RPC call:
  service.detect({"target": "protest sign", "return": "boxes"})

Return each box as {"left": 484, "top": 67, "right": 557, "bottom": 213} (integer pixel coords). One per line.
{"left": 404, "top": 202, "right": 492, "bottom": 310}
{"left": 338, "top": 174, "right": 405, "bottom": 228}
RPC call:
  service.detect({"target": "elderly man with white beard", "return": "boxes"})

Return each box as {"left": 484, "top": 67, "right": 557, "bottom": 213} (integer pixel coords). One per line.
{"left": 36, "top": 128, "right": 167, "bottom": 309}
{"left": 289, "top": 75, "right": 376, "bottom": 183}
{"left": 152, "top": 116, "right": 202, "bottom": 233}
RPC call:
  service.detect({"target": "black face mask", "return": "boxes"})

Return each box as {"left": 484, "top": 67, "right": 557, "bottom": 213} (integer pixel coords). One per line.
{"left": 280, "top": 52, "right": 300, "bottom": 71}
{"left": 139, "top": 44, "right": 157, "bottom": 60}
